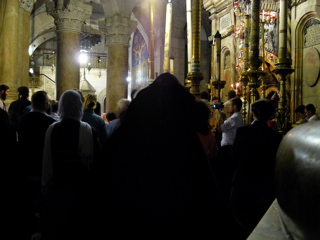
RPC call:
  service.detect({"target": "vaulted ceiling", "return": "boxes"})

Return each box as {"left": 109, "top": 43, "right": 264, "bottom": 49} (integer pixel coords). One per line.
{"left": 29, "top": 0, "right": 211, "bottom": 54}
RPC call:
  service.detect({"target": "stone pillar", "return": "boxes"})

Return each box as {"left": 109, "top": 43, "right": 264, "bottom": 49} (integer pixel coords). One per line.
{"left": 46, "top": 0, "right": 92, "bottom": 99}
{"left": 187, "top": 0, "right": 203, "bottom": 96}
{"left": 99, "top": 15, "right": 137, "bottom": 112}
{"left": 19, "top": 0, "right": 34, "bottom": 88}
{"left": 0, "top": 0, "right": 20, "bottom": 104}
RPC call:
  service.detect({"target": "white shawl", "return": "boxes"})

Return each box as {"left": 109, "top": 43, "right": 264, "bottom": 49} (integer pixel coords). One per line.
{"left": 42, "top": 90, "right": 93, "bottom": 192}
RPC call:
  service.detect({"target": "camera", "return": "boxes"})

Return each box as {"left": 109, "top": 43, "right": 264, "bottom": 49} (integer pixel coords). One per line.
{"left": 212, "top": 102, "right": 224, "bottom": 110}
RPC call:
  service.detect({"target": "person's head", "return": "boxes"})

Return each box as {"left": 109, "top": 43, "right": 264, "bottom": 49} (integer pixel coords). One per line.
{"left": 295, "top": 105, "right": 306, "bottom": 120}
{"left": 73, "top": 89, "right": 84, "bottom": 102}
{"left": 230, "top": 97, "right": 242, "bottom": 114}
{"left": 227, "top": 90, "right": 236, "bottom": 100}
{"left": 106, "top": 112, "right": 117, "bottom": 123}
{"left": 275, "top": 123, "right": 320, "bottom": 238}
{"left": 200, "top": 91, "right": 210, "bottom": 101}
{"left": 17, "top": 86, "right": 29, "bottom": 99}
{"left": 211, "top": 96, "right": 218, "bottom": 103}
{"left": 251, "top": 99, "right": 275, "bottom": 122}
{"left": 31, "top": 91, "right": 50, "bottom": 112}
{"left": 83, "top": 93, "right": 97, "bottom": 110}
{"left": 305, "top": 104, "right": 316, "bottom": 118}
{"left": 117, "top": 98, "right": 131, "bottom": 117}
{"left": 0, "top": 84, "right": 9, "bottom": 101}
{"left": 59, "top": 89, "right": 83, "bottom": 121}
{"left": 123, "top": 72, "right": 196, "bottom": 129}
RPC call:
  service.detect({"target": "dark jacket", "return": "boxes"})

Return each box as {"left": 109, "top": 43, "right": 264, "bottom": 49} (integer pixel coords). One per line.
{"left": 17, "top": 112, "right": 55, "bottom": 177}
{"left": 229, "top": 120, "right": 282, "bottom": 233}
{"left": 8, "top": 98, "right": 31, "bottom": 130}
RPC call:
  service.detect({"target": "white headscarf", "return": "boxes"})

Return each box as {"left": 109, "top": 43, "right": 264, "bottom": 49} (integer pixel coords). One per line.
{"left": 42, "top": 90, "right": 93, "bottom": 191}
{"left": 58, "top": 89, "right": 84, "bottom": 121}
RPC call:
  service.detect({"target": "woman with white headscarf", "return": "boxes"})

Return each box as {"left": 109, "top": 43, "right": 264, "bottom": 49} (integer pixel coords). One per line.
{"left": 41, "top": 89, "right": 101, "bottom": 240}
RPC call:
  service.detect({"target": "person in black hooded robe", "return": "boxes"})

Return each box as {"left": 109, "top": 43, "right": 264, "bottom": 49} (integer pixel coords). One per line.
{"left": 98, "top": 73, "right": 245, "bottom": 240}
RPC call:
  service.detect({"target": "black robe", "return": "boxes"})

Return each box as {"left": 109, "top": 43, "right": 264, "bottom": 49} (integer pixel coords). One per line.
{"left": 98, "top": 73, "right": 246, "bottom": 239}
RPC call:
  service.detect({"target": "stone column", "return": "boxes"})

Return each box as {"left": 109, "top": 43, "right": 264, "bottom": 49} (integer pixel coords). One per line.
{"left": 46, "top": 0, "right": 92, "bottom": 99}
{"left": 0, "top": 0, "right": 20, "bottom": 104}
{"left": 19, "top": 0, "right": 34, "bottom": 88}
{"left": 99, "top": 15, "right": 137, "bottom": 112}
{"left": 187, "top": 0, "right": 203, "bottom": 96}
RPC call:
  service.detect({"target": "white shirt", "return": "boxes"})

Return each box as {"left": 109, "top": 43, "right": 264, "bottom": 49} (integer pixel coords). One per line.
{"left": 220, "top": 112, "right": 243, "bottom": 147}
{"left": 0, "top": 99, "right": 5, "bottom": 111}
{"left": 223, "top": 99, "right": 232, "bottom": 118}
{"left": 308, "top": 114, "right": 320, "bottom": 122}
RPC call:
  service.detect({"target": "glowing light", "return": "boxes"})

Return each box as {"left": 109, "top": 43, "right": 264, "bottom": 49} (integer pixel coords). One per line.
{"left": 79, "top": 51, "right": 88, "bottom": 64}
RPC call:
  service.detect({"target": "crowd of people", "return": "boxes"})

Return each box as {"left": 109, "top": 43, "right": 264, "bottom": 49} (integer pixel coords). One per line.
{"left": 0, "top": 77, "right": 319, "bottom": 239}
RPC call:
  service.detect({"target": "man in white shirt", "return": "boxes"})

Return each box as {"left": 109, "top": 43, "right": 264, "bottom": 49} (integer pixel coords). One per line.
{"left": 305, "top": 103, "right": 320, "bottom": 121}
{"left": 216, "top": 97, "right": 243, "bottom": 204}
{"left": 223, "top": 90, "right": 236, "bottom": 119}
{"left": 220, "top": 97, "right": 243, "bottom": 147}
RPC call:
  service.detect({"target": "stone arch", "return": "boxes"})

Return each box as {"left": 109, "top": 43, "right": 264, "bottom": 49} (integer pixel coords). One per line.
{"left": 293, "top": 10, "right": 320, "bottom": 118}
{"left": 97, "top": 88, "right": 106, "bottom": 113}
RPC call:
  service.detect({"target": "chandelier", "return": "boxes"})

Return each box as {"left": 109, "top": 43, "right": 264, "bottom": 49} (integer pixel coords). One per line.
{"left": 80, "top": 33, "right": 101, "bottom": 51}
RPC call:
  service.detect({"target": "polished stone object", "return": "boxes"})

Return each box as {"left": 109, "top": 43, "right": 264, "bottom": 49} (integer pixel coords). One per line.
{"left": 248, "top": 121, "right": 320, "bottom": 240}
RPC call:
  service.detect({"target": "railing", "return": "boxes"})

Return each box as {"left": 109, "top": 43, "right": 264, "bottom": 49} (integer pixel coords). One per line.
{"left": 29, "top": 74, "right": 55, "bottom": 88}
